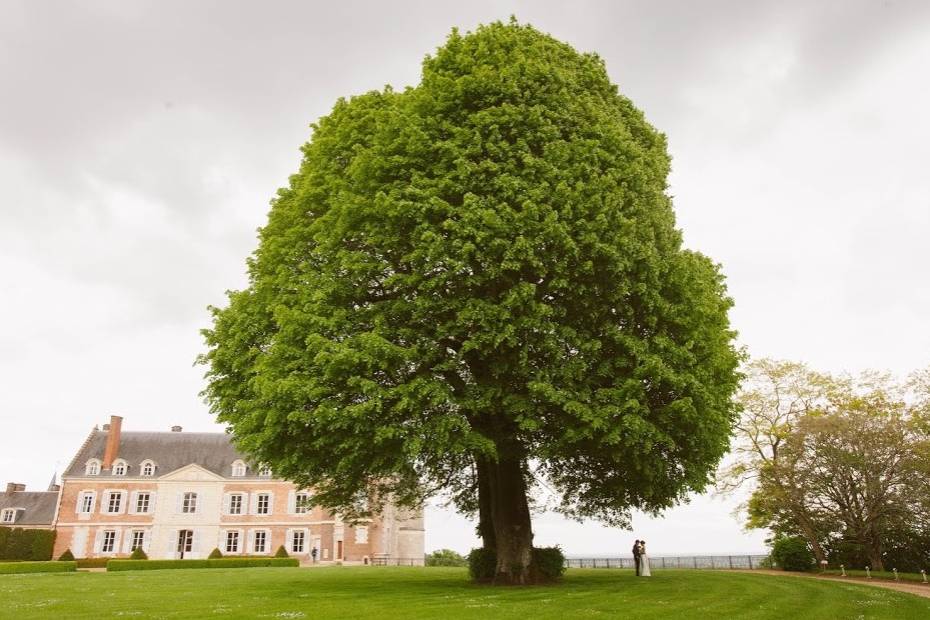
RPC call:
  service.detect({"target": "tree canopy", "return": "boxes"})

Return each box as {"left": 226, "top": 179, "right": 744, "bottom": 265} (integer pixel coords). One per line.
{"left": 200, "top": 20, "right": 741, "bottom": 584}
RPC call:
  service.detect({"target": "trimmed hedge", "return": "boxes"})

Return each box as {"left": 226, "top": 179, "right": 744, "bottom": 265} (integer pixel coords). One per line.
{"left": 107, "top": 558, "right": 299, "bottom": 571}
{"left": 468, "top": 546, "right": 566, "bottom": 583}
{"left": 75, "top": 558, "right": 110, "bottom": 569}
{"left": 0, "top": 527, "right": 56, "bottom": 561}
{"left": 0, "top": 560, "right": 76, "bottom": 575}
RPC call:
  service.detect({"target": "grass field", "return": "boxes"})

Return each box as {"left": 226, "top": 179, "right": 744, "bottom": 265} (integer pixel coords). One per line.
{"left": 2, "top": 566, "right": 929, "bottom": 619}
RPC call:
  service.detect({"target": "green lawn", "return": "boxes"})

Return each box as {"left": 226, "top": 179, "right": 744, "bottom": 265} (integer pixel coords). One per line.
{"left": 2, "top": 566, "right": 928, "bottom": 619}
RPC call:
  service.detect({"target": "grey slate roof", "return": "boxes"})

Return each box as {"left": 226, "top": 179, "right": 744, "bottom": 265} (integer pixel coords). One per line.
{"left": 0, "top": 491, "right": 57, "bottom": 526}
{"left": 62, "top": 429, "right": 264, "bottom": 479}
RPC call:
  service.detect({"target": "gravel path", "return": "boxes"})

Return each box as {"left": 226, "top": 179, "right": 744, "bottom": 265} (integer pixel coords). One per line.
{"left": 734, "top": 569, "right": 930, "bottom": 599}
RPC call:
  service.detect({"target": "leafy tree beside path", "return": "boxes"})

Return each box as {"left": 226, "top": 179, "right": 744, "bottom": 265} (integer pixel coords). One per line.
{"left": 201, "top": 20, "right": 741, "bottom": 584}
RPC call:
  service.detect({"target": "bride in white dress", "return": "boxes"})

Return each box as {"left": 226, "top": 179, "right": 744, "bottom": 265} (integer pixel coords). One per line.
{"left": 639, "top": 541, "right": 652, "bottom": 577}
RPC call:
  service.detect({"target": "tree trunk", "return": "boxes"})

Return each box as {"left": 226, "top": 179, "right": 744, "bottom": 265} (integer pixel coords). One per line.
{"left": 475, "top": 458, "right": 496, "bottom": 550}
{"left": 485, "top": 453, "right": 535, "bottom": 584}
{"left": 867, "top": 539, "right": 885, "bottom": 572}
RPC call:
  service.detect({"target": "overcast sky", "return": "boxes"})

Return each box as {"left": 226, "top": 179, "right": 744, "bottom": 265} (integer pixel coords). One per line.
{"left": 2, "top": 0, "right": 929, "bottom": 556}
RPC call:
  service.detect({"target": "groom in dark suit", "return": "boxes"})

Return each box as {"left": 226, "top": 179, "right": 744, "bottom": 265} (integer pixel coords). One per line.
{"left": 632, "top": 539, "right": 642, "bottom": 576}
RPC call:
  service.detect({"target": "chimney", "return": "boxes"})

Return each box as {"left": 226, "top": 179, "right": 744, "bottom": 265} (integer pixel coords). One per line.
{"left": 5, "top": 483, "right": 26, "bottom": 493}
{"left": 102, "top": 415, "right": 123, "bottom": 469}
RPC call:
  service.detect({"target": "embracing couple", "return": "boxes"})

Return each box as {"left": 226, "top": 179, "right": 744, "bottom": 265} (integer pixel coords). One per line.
{"left": 632, "top": 539, "right": 651, "bottom": 577}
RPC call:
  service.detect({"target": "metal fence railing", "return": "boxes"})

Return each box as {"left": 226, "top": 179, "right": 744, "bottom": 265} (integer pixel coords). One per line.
{"left": 566, "top": 555, "right": 769, "bottom": 570}
{"left": 370, "top": 557, "right": 427, "bottom": 567}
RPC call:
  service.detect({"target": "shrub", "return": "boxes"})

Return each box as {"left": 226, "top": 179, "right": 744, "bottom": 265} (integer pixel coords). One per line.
{"left": 274, "top": 545, "right": 289, "bottom": 558}
{"left": 208, "top": 548, "right": 223, "bottom": 559}
{"left": 532, "top": 546, "right": 566, "bottom": 581}
{"left": 75, "top": 557, "right": 110, "bottom": 569}
{"left": 426, "top": 549, "right": 467, "bottom": 567}
{"left": 129, "top": 547, "right": 148, "bottom": 560}
{"left": 107, "top": 558, "right": 299, "bottom": 572}
{"left": 770, "top": 536, "right": 815, "bottom": 571}
{"left": 58, "top": 549, "right": 75, "bottom": 561}
{"left": 0, "top": 560, "right": 76, "bottom": 575}
{"left": 467, "top": 547, "right": 497, "bottom": 582}
{"left": 468, "top": 546, "right": 567, "bottom": 582}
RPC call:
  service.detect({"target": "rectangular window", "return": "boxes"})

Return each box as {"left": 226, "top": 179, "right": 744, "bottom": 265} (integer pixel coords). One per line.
{"left": 295, "top": 492, "right": 310, "bottom": 514}
{"left": 182, "top": 492, "right": 197, "bottom": 514}
{"left": 229, "top": 494, "right": 243, "bottom": 515}
{"left": 292, "top": 530, "right": 305, "bottom": 553}
{"left": 253, "top": 531, "right": 267, "bottom": 553}
{"left": 106, "top": 492, "right": 122, "bottom": 514}
{"left": 80, "top": 493, "right": 94, "bottom": 514}
{"left": 256, "top": 493, "right": 270, "bottom": 515}
{"left": 225, "top": 531, "right": 240, "bottom": 554}
{"left": 130, "top": 531, "right": 145, "bottom": 551}
{"left": 0, "top": 509, "right": 14, "bottom": 524}
{"left": 135, "top": 492, "right": 151, "bottom": 514}
{"left": 101, "top": 530, "right": 116, "bottom": 553}
{"left": 355, "top": 526, "right": 368, "bottom": 544}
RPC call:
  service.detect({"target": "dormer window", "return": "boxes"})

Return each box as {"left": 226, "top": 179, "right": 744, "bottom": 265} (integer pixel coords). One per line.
{"left": 85, "top": 459, "right": 101, "bottom": 476}
{"left": 112, "top": 460, "right": 127, "bottom": 476}
{"left": 0, "top": 509, "right": 15, "bottom": 524}
{"left": 231, "top": 460, "right": 246, "bottom": 477}
{"left": 140, "top": 460, "right": 155, "bottom": 477}
{"left": 258, "top": 464, "right": 272, "bottom": 478}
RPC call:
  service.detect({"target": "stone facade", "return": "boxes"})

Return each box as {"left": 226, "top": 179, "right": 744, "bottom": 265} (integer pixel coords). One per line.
{"left": 50, "top": 416, "right": 424, "bottom": 562}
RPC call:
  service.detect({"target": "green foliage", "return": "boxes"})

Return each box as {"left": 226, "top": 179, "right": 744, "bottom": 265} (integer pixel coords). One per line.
{"left": 467, "top": 546, "right": 566, "bottom": 582}
{"left": 75, "top": 557, "right": 110, "bottom": 569}
{"left": 200, "top": 19, "right": 741, "bottom": 534}
{"left": 274, "top": 545, "right": 289, "bottom": 558}
{"left": 208, "top": 547, "right": 223, "bottom": 559}
{"left": 0, "top": 560, "right": 76, "bottom": 574}
{"left": 106, "top": 558, "right": 299, "bottom": 571}
{"left": 770, "top": 536, "right": 814, "bottom": 572}
{"left": 532, "top": 546, "right": 567, "bottom": 581}
{"left": 0, "top": 527, "right": 56, "bottom": 561}
{"left": 130, "top": 547, "right": 149, "bottom": 560}
{"left": 426, "top": 549, "right": 467, "bottom": 567}
{"left": 58, "top": 549, "right": 75, "bottom": 561}
{"left": 467, "top": 548, "right": 497, "bottom": 582}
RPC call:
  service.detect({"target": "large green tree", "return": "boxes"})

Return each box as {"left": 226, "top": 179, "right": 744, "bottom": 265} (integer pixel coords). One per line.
{"left": 200, "top": 20, "right": 741, "bottom": 584}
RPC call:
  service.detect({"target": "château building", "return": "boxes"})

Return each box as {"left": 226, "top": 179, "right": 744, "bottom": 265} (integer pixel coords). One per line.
{"left": 28, "top": 416, "right": 422, "bottom": 562}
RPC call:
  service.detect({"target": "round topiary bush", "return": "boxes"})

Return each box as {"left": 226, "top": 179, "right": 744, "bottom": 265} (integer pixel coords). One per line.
{"left": 770, "top": 536, "right": 815, "bottom": 571}
{"left": 129, "top": 547, "right": 148, "bottom": 560}
{"left": 58, "top": 549, "right": 75, "bottom": 561}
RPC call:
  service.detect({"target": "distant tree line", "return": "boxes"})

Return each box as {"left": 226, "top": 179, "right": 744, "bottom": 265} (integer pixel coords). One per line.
{"left": 722, "top": 360, "right": 930, "bottom": 572}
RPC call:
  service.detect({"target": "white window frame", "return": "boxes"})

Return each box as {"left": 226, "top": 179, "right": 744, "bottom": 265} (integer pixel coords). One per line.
{"left": 105, "top": 490, "right": 125, "bottom": 514}
{"left": 295, "top": 492, "right": 311, "bottom": 514}
{"left": 231, "top": 460, "right": 246, "bottom": 477}
{"left": 130, "top": 530, "right": 145, "bottom": 551}
{"left": 224, "top": 530, "right": 242, "bottom": 554}
{"left": 252, "top": 529, "right": 269, "bottom": 554}
{"left": 181, "top": 492, "right": 198, "bottom": 514}
{"left": 140, "top": 460, "right": 155, "bottom": 477}
{"left": 0, "top": 508, "right": 15, "bottom": 524}
{"left": 257, "top": 464, "right": 272, "bottom": 478}
{"left": 112, "top": 459, "right": 128, "bottom": 476}
{"left": 227, "top": 493, "right": 244, "bottom": 515}
{"left": 355, "top": 526, "right": 369, "bottom": 544}
{"left": 290, "top": 529, "right": 306, "bottom": 554}
{"left": 255, "top": 492, "right": 271, "bottom": 515}
{"left": 101, "top": 530, "right": 117, "bottom": 554}
{"left": 132, "top": 491, "right": 152, "bottom": 514}
{"left": 77, "top": 490, "right": 96, "bottom": 514}
{"left": 85, "top": 459, "right": 101, "bottom": 476}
